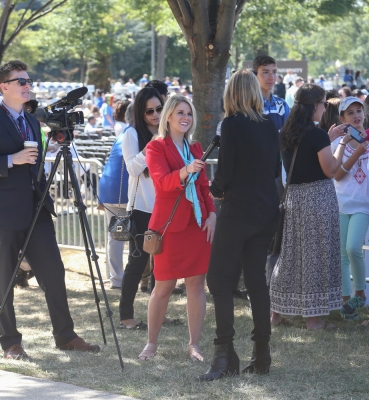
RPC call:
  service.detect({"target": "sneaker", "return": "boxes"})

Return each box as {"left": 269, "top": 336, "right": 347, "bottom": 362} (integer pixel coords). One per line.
{"left": 340, "top": 296, "right": 366, "bottom": 321}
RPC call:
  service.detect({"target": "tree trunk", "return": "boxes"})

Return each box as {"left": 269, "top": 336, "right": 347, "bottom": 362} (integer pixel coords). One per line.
{"left": 191, "top": 62, "right": 228, "bottom": 150}
{"left": 167, "top": 0, "right": 246, "bottom": 149}
{"left": 86, "top": 51, "right": 111, "bottom": 93}
{"left": 156, "top": 34, "right": 168, "bottom": 81}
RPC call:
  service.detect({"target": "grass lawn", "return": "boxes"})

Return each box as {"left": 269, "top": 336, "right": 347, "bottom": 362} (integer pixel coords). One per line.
{"left": 1, "top": 249, "right": 369, "bottom": 399}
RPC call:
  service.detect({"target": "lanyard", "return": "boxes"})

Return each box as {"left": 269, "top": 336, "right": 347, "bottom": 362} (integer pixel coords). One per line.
{"left": 1, "top": 104, "right": 31, "bottom": 141}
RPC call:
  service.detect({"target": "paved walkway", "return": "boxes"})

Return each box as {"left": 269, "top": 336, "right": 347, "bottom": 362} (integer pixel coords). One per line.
{"left": 0, "top": 370, "right": 138, "bottom": 399}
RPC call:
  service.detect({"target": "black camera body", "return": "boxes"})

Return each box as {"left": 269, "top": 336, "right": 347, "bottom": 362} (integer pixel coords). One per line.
{"left": 36, "top": 87, "right": 88, "bottom": 143}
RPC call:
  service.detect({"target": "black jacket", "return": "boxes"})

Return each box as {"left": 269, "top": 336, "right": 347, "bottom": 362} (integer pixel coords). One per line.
{"left": 0, "top": 107, "right": 55, "bottom": 230}
{"left": 210, "top": 113, "right": 280, "bottom": 227}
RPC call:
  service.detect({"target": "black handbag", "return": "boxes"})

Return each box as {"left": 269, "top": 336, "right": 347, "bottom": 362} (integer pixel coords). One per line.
{"left": 271, "top": 145, "right": 299, "bottom": 256}
{"left": 108, "top": 159, "right": 139, "bottom": 242}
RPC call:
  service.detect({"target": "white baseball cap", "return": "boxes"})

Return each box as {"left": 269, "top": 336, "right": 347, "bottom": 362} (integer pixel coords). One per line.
{"left": 338, "top": 96, "right": 364, "bottom": 114}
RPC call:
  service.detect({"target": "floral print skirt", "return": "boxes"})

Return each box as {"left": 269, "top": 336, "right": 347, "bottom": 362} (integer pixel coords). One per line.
{"left": 270, "top": 179, "right": 342, "bottom": 317}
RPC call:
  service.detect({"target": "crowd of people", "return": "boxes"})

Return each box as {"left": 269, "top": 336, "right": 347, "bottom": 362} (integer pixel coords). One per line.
{"left": 0, "top": 56, "right": 368, "bottom": 385}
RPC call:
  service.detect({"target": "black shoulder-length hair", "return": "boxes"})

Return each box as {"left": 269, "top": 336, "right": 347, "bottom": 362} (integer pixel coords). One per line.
{"left": 280, "top": 83, "right": 326, "bottom": 150}
{"left": 133, "top": 87, "right": 163, "bottom": 152}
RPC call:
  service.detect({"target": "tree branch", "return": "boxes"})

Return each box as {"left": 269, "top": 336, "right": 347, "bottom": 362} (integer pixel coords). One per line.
{"left": 235, "top": 0, "right": 247, "bottom": 20}
{"left": 4, "top": 1, "right": 67, "bottom": 54}
{"left": 17, "top": 0, "right": 36, "bottom": 30}
{"left": 190, "top": 0, "right": 211, "bottom": 50}
{"left": 0, "top": 0, "right": 13, "bottom": 37}
{"left": 0, "top": 3, "right": 14, "bottom": 55}
{"left": 177, "top": 0, "right": 192, "bottom": 27}
{"left": 214, "top": 0, "right": 246, "bottom": 52}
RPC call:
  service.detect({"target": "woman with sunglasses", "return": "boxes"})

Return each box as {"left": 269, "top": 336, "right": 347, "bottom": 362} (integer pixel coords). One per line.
{"left": 119, "top": 87, "right": 163, "bottom": 330}
{"left": 270, "top": 84, "right": 351, "bottom": 330}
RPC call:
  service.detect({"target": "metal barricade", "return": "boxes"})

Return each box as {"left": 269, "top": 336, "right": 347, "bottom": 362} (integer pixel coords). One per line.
{"left": 45, "top": 156, "right": 107, "bottom": 253}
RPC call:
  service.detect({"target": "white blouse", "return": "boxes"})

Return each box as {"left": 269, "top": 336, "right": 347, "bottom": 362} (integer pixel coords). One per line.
{"left": 331, "top": 137, "right": 369, "bottom": 215}
{"left": 121, "top": 127, "right": 155, "bottom": 213}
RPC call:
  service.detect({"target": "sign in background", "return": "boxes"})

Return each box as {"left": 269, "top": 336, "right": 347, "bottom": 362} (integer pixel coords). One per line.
{"left": 243, "top": 60, "right": 308, "bottom": 82}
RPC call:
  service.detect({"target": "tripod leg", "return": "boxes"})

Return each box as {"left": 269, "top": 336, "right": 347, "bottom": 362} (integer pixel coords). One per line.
{"left": 0, "top": 151, "right": 64, "bottom": 316}
{"left": 65, "top": 150, "right": 124, "bottom": 371}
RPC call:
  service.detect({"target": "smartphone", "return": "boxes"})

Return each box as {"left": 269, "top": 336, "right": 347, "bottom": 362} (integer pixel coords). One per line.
{"left": 344, "top": 124, "right": 366, "bottom": 144}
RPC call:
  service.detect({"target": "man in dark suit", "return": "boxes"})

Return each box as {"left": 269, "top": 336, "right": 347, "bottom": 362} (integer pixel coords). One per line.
{"left": 0, "top": 60, "right": 100, "bottom": 359}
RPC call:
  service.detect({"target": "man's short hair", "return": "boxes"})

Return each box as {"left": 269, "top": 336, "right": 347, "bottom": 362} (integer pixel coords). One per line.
{"left": 253, "top": 55, "right": 276, "bottom": 72}
{"left": 295, "top": 76, "right": 304, "bottom": 84}
{"left": 146, "top": 80, "right": 168, "bottom": 96}
{"left": 0, "top": 60, "right": 28, "bottom": 94}
{"left": 88, "top": 115, "right": 95, "bottom": 122}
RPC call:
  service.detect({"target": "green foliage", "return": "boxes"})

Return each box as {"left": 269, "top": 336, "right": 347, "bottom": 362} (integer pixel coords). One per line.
{"left": 40, "top": 0, "right": 129, "bottom": 63}
{"left": 2, "top": 9, "right": 43, "bottom": 68}
{"left": 121, "top": 0, "right": 180, "bottom": 36}
{"left": 232, "top": 0, "right": 315, "bottom": 59}
{"left": 232, "top": 0, "right": 364, "bottom": 62}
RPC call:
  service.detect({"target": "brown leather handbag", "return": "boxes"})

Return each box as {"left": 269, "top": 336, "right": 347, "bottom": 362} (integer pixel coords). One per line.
{"left": 143, "top": 179, "right": 190, "bottom": 255}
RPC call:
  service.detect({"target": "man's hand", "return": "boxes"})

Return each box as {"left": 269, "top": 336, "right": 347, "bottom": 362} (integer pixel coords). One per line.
{"left": 11, "top": 148, "right": 38, "bottom": 165}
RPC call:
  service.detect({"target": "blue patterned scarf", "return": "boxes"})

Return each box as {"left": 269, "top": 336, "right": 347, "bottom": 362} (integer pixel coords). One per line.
{"left": 174, "top": 140, "right": 202, "bottom": 227}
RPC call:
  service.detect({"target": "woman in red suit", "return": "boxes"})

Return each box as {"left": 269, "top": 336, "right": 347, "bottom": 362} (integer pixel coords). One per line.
{"left": 139, "top": 95, "right": 216, "bottom": 361}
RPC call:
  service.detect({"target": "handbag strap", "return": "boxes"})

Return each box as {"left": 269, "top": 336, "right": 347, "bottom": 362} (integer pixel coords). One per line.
{"left": 117, "top": 158, "right": 125, "bottom": 215}
{"left": 153, "top": 171, "right": 196, "bottom": 238}
{"left": 281, "top": 145, "right": 299, "bottom": 206}
{"left": 131, "top": 175, "right": 140, "bottom": 211}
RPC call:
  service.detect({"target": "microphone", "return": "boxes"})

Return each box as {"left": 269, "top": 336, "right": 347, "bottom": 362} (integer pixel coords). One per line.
{"left": 47, "top": 87, "right": 88, "bottom": 109}
{"left": 201, "top": 135, "right": 220, "bottom": 161}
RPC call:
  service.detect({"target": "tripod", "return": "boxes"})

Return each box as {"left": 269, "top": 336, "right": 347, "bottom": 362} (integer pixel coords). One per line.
{"left": 0, "top": 142, "right": 124, "bottom": 371}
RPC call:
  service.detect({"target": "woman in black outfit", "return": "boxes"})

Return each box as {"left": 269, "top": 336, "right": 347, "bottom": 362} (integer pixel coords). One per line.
{"left": 199, "top": 69, "right": 280, "bottom": 381}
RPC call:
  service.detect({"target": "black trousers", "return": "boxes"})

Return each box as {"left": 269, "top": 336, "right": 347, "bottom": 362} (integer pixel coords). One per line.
{"left": 207, "top": 215, "right": 278, "bottom": 345}
{"left": 0, "top": 204, "right": 76, "bottom": 350}
{"left": 119, "top": 210, "right": 151, "bottom": 320}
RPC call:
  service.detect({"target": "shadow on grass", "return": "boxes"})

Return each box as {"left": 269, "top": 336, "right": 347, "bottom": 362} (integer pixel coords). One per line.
{"left": 1, "top": 262, "right": 369, "bottom": 399}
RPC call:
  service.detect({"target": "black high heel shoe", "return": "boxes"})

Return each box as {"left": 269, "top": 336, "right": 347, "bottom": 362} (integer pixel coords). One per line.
{"left": 198, "top": 342, "right": 240, "bottom": 381}
{"left": 242, "top": 341, "right": 271, "bottom": 375}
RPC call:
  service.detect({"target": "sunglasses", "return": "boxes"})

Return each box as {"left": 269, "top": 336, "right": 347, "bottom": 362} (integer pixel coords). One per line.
{"left": 3, "top": 78, "right": 33, "bottom": 86}
{"left": 145, "top": 105, "right": 163, "bottom": 115}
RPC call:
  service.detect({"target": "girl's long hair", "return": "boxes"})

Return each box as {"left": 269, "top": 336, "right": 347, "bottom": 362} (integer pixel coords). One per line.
{"left": 280, "top": 83, "right": 325, "bottom": 150}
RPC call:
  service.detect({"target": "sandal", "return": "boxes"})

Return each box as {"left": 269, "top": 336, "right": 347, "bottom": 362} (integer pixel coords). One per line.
{"left": 188, "top": 344, "right": 204, "bottom": 362}
{"left": 119, "top": 321, "right": 147, "bottom": 330}
{"left": 139, "top": 343, "right": 157, "bottom": 360}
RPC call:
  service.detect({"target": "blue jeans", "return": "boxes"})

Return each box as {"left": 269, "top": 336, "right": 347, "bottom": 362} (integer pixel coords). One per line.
{"left": 340, "top": 212, "right": 369, "bottom": 297}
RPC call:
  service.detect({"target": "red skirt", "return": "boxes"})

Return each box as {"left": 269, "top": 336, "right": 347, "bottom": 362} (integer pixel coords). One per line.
{"left": 153, "top": 213, "right": 212, "bottom": 281}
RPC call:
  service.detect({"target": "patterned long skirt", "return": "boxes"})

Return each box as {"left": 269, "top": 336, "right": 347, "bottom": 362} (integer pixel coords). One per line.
{"left": 270, "top": 179, "right": 341, "bottom": 317}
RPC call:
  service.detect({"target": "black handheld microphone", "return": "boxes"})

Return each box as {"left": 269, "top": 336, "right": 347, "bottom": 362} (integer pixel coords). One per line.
{"left": 201, "top": 135, "right": 220, "bottom": 161}
{"left": 47, "top": 87, "right": 88, "bottom": 109}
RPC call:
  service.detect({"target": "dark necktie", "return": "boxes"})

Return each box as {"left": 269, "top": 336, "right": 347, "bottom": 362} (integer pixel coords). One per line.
{"left": 17, "top": 115, "right": 27, "bottom": 141}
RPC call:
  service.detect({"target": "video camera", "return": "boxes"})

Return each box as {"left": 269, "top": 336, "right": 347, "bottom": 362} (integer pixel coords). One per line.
{"left": 36, "top": 87, "right": 88, "bottom": 143}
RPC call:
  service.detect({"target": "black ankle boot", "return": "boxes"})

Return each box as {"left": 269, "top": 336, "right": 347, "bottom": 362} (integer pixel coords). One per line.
{"left": 242, "top": 341, "right": 271, "bottom": 375}
{"left": 198, "top": 342, "right": 240, "bottom": 381}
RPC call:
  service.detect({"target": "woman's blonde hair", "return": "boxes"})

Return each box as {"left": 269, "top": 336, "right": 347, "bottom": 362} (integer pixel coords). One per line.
{"left": 158, "top": 95, "right": 196, "bottom": 141}
{"left": 224, "top": 69, "right": 264, "bottom": 121}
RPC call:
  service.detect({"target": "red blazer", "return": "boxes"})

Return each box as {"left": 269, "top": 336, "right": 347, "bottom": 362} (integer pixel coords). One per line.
{"left": 146, "top": 137, "right": 216, "bottom": 233}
